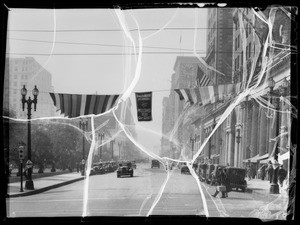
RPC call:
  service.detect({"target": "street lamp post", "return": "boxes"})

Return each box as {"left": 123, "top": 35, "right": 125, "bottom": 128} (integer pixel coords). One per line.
{"left": 79, "top": 119, "right": 88, "bottom": 160}
{"left": 118, "top": 141, "right": 122, "bottom": 160}
{"left": 111, "top": 139, "right": 115, "bottom": 160}
{"left": 236, "top": 129, "right": 241, "bottom": 167}
{"left": 21, "top": 85, "right": 39, "bottom": 190}
{"left": 79, "top": 119, "right": 88, "bottom": 176}
{"left": 208, "top": 118, "right": 216, "bottom": 160}
{"left": 268, "top": 77, "right": 289, "bottom": 194}
{"left": 190, "top": 135, "right": 196, "bottom": 159}
{"left": 99, "top": 133, "right": 105, "bottom": 160}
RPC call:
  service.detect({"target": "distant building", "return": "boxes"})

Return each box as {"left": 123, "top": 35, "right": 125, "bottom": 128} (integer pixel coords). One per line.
{"left": 161, "top": 56, "right": 205, "bottom": 158}
{"left": 206, "top": 8, "right": 233, "bottom": 85}
{"left": 3, "top": 57, "right": 58, "bottom": 119}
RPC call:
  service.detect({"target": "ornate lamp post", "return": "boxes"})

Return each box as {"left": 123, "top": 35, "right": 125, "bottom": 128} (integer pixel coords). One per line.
{"left": 79, "top": 119, "right": 88, "bottom": 176}
{"left": 190, "top": 135, "right": 196, "bottom": 159}
{"left": 208, "top": 118, "right": 216, "bottom": 160}
{"left": 99, "top": 133, "right": 105, "bottom": 160}
{"left": 268, "top": 77, "right": 280, "bottom": 194}
{"left": 21, "top": 85, "right": 39, "bottom": 190}
{"left": 110, "top": 139, "right": 115, "bottom": 160}
{"left": 118, "top": 141, "right": 122, "bottom": 160}
{"left": 79, "top": 119, "right": 88, "bottom": 160}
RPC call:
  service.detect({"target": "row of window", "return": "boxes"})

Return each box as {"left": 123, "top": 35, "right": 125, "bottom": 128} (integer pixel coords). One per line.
{"left": 14, "top": 74, "right": 28, "bottom": 80}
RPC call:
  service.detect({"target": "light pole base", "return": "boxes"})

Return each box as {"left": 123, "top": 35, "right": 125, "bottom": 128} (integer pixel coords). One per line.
{"left": 269, "top": 183, "right": 279, "bottom": 194}
{"left": 25, "top": 180, "right": 34, "bottom": 190}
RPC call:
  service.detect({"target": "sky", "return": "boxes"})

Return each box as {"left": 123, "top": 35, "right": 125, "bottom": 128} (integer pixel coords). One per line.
{"left": 6, "top": 7, "right": 208, "bottom": 151}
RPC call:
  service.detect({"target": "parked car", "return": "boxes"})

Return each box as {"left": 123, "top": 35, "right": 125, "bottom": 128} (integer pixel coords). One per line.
{"left": 90, "top": 162, "right": 104, "bottom": 175}
{"left": 205, "top": 164, "right": 215, "bottom": 184}
{"left": 117, "top": 162, "right": 133, "bottom": 178}
{"left": 225, "top": 167, "right": 247, "bottom": 192}
{"left": 151, "top": 159, "right": 160, "bottom": 168}
{"left": 210, "top": 164, "right": 226, "bottom": 186}
{"left": 181, "top": 164, "right": 190, "bottom": 174}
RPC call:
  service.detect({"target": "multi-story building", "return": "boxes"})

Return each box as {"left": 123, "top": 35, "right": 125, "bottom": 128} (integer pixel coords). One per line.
{"left": 193, "top": 7, "right": 291, "bottom": 170}
{"left": 206, "top": 8, "right": 233, "bottom": 85}
{"left": 3, "top": 57, "right": 58, "bottom": 119}
{"left": 161, "top": 56, "right": 206, "bottom": 159}
{"left": 230, "top": 7, "right": 291, "bottom": 170}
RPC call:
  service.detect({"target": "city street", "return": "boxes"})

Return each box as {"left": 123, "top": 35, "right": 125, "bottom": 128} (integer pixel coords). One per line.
{"left": 6, "top": 163, "right": 283, "bottom": 218}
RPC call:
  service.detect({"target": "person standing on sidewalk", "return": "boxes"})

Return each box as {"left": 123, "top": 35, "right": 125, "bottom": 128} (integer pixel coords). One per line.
{"left": 278, "top": 165, "right": 287, "bottom": 187}
{"left": 247, "top": 162, "right": 252, "bottom": 181}
{"left": 266, "top": 161, "right": 273, "bottom": 183}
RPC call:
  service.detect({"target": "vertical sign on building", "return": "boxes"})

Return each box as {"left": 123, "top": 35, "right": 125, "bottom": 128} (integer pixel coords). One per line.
{"left": 135, "top": 92, "right": 152, "bottom": 121}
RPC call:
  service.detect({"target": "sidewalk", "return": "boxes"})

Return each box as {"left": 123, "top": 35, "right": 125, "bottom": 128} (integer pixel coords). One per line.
{"left": 7, "top": 172, "right": 84, "bottom": 198}
{"left": 246, "top": 178, "right": 288, "bottom": 201}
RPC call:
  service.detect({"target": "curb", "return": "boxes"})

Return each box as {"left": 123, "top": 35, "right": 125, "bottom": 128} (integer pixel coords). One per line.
{"left": 7, "top": 176, "right": 85, "bottom": 198}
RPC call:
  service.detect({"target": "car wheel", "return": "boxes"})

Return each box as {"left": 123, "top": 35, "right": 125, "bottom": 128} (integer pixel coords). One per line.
{"left": 241, "top": 187, "right": 246, "bottom": 192}
{"left": 130, "top": 173, "right": 133, "bottom": 177}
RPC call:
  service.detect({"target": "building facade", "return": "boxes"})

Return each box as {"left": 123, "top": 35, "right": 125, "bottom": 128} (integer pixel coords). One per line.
{"left": 3, "top": 57, "right": 58, "bottom": 119}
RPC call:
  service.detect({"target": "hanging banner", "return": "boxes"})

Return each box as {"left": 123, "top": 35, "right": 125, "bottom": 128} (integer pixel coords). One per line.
{"left": 135, "top": 92, "right": 152, "bottom": 121}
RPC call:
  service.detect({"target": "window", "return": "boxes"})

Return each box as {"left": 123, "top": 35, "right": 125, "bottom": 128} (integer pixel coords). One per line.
{"left": 249, "top": 42, "right": 252, "bottom": 58}
{"left": 14, "top": 74, "right": 17, "bottom": 79}
{"left": 14, "top": 67, "right": 18, "bottom": 72}
{"left": 13, "top": 81, "right": 17, "bottom": 87}
{"left": 241, "top": 54, "right": 243, "bottom": 67}
{"left": 235, "top": 37, "right": 237, "bottom": 50}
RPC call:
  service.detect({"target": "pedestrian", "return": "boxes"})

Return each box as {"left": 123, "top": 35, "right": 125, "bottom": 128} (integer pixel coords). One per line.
{"left": 212, "top": 168, "right": 227, "bottom": 198}
{"left": 260, "top": 164, "right": 266, "bottom": 180}
{"left": 247, "top": 164, "right": 252, "bottom": 181}
{"left": 266, "top": 161, "right": 273, "bottom": 183}
{"left": 223, "top": 168, "right": 231, "bottom": 197}
{"left": 278, "top": 165, "right": 287, "bottom": 187}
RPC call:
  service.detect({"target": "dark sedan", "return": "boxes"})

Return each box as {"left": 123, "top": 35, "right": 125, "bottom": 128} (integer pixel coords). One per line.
{"left": 117, "top": 162, "right": 134, "bottom": 178}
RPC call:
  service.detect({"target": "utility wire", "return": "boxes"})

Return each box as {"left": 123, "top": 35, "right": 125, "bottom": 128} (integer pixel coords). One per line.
{"left": 9, "top": 37, "right": 200, "bottom": 52}
{"left": 7, "top": 51, "right": 263, "bottom": 55}
{"left": 7, "top": 27, "right": 281, "bottom": 32}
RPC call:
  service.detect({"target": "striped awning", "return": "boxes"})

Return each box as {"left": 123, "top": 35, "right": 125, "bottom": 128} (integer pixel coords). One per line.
{"left": 174, "top": 83, "right": 235, "bottom": 106}
{"left": 50, "top": 93, "right": 120, "bottom": 118}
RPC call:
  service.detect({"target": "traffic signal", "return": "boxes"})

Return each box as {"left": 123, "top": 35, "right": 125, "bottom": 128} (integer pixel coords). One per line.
{"left": 19, "top": 146, "right": 25, "bottom": 160}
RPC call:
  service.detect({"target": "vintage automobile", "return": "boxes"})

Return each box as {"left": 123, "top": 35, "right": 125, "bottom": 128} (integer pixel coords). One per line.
{"left": 90, "top": 162, "right": 105, "bottom": 175}
{"left": 117, "top": 162, "right": 133, "bottom": 178}
{"left": 181, "top": 163, "right": 191, "bottom": 174}
{"left": 225, "top": 167, "right": 247, "bottom": 192}
{"left": 151, "top": 159, "right": 160, "bottom": 168}
{"left": 205, "top": 164, "right": 215, "bottom": 184}
{"left": 210, "top": 164, "right": 226, "bottom": 186}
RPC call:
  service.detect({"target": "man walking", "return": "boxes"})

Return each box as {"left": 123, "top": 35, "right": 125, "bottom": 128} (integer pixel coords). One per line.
{"left": 278, "top": 165, "right": 287, "bottom": 187}
{"left": 212, "top": 168, "right": 227, "bottom": 198}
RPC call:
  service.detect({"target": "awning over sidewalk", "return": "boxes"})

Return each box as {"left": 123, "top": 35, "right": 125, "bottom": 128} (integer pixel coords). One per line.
{"left": 278, "top": 151, "right": 290, "bottom": 164}
{"left": 257, "top": 153, "right": 269, "bottom": 160}
{"left": 260, "top": 151, "right": 290, "bottom": 164}
{"left": 242, "top": 154, "right": 260, "bottom": 163}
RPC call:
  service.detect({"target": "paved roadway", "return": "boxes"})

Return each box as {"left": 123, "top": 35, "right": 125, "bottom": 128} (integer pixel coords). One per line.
{"left": 6, "top": 163, "right": 281, "bottom": 218}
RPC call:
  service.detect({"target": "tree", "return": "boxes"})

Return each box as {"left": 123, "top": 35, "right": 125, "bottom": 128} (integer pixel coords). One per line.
{"left": 45, "top": 121, "right": 83, "bottom": 171}
{"left": 31, "top": 126, "right": 54, "bottom": 173}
